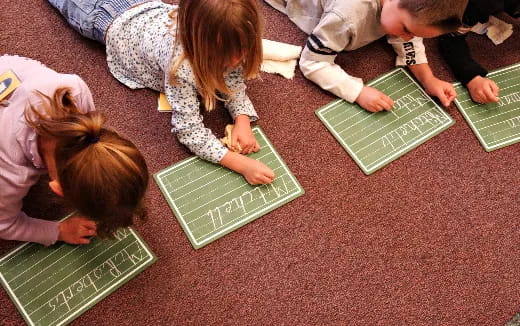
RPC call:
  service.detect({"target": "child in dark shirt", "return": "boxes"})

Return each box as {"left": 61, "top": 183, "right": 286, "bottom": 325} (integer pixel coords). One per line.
{"left": 438, "top": 0, "right": 520, "bottom": 104}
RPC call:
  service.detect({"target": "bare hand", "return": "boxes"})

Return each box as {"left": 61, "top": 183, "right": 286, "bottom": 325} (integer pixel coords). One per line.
{"left": 232, "top": 115, "right": 260, "bottom": 154}
{"left": 220, "top": 151, "right": 275, "bottom": 185}
{"left": 58, "top": 216, "right": 97, "bottom": 245}
{"left": 241, "top": 156, "right": 275, "bottom": 185}
{"left": 467, "top": 76, "right": 499, "bottom": 104}
{"left": 355, "top": 86, "right": 394, "bottom": 112}
{"left": 423, "top": 77, "right": 457, "bottom": 107}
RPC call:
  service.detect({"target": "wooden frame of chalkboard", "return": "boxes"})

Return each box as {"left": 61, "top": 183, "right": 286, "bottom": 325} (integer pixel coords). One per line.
{"left": 154, "top": 126, "right": 304, "bottom": 249}
{"left": 316, "top": 68, "right": 455, "bottom": 175}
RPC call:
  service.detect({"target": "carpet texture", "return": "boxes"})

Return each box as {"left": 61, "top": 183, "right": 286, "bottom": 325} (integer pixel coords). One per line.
{"left": 1, "top": 1, "right": 519, "bottom": 325}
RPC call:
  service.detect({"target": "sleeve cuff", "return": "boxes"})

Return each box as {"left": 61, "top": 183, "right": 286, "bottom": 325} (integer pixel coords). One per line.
{"left": 228, "top": 106, "right": 258, "bottom": 122}
{"left": 196, "top": 137, "right": 229, "bottom": 163}
{"left": 389, "top": 37, "right": 428, "bottom": 66}
{"left": 299, "top": 53, "right": 364, "bottom": 103}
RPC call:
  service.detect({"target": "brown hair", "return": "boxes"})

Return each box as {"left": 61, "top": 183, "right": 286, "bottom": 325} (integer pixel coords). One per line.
{"left": 169, "top": 0, "right": 263, "bottom": 111}
{"left": 25, "top": 88, "right": 149, "bottom": 237}
{"left": 398, "top": 0, "right": 469, "bottom": 32}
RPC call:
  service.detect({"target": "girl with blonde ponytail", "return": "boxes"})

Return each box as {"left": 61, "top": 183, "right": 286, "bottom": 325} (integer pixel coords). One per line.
{"left": 0, "top": 55, "right": 148, "bottom": 245}
{"left": 48, "top": 0, "right": 275, "bottom": 185}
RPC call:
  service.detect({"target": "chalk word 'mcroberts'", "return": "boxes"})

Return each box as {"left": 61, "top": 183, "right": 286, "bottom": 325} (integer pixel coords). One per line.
{"left": 41, "top": 243, "right": 144, "bottom": 317}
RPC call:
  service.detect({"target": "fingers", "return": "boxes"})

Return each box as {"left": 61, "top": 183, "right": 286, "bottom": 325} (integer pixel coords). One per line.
{"left": 249, "top": 173, "right": 275, "bottom": 185}
{"left": 258, "top": 167, "right": 275, "bottom": 184}
{"left": 260, "top": 174, "right": 275, "bottom": 184}
{"left": 73, "top": 222, "right": 97, "bottom": 244}
{"left": 239, "top": 139, "right": 260, "bottom": 155}
{"left": 64, "top": 232, "right": 93, "bottom": 245}
{"left": 482, "top": 88, "right": 497, "bottom": 103}
{"left": 366, "top": 105, "right": 380, "bottom": 113}
{"left": 472, "top": 94, "right": 482, "bottom": 103}
{"left": 366, "top": 95, "right": 393, "bottom": 112}
{"left": 444, "top": 87, "right": 457, "bottom": 106}
{"left": 472, "top": 87, "right": 498, "bottom": 104}
{"left": 469, "top": 78, "right": 500, "bottom": 104}
{"left": 490, "top": 81, "right": 499, "bottom": 97}
{"left": 81, "top": 227, "right": 97, "bottom": 237}
{"left": 264, "top": 167, "right": 275, "bottom": 180}
{"left": 239, "top": 142, "right": 253, "bottom": 155}
{"left": 381, "top": 95, "right": 394, "bottom": 111}
{"left": 230, "top": 133, "right": 240, "bottom": 153}
{"left": 474, "top": 91, "right": 487, "bottom": 103}
{"left": 484, "top": 83, "right": 499, "bottom": 103}
{"left": 244, "top": 162, "right": 275, "bottom": 185}
{"left": 77, "top": 237, "right": 92, "bottom": 245}
{"left": 436, "top": 90, "right": 450, "bottom": 107}
{"left": 76, "top": 217, "right": 97, "bottom": 235}
{"left": 82, "top": 220, "right": 97, "bottom": 230}
{"left": 73, "top": 226, "right": 96, "bottom": 245}
{"left": 58, "top": 216, "right": 98, "bottom": 245}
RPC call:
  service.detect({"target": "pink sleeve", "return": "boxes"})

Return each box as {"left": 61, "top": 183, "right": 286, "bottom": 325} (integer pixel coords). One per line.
{"left": 0, "top": 167, "right": 59, "bottom": 245}
{"left": 0, "top": 211, "right": 60, "bottom": 246}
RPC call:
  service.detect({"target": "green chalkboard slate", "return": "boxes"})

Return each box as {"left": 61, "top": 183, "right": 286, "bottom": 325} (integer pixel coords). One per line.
{"left": 154, "top": 126, "right": 304, "bottom": 249}
{"left": 454, "top": 63, "right": 520, "bottom": 151}
{"left": 0, "top": 227, "right": 156, "bottom": 326}
{"left": 316, "top": 68, "right": 454, "bottom": 175}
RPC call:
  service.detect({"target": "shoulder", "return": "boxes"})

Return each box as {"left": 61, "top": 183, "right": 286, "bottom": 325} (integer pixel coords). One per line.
{"left": 23, "top": 73, "right": 94, "bottom": 112}
{"left": 0, "top": 55, "right": 56, "bottom": 82}
{"left": 326, "top": 0, "right": 377, "bottom": 19}
{"left": 61, "top": 74, "right": 91, "bottom": 97}
{"left": 169, "top": 54, "right": 196, "bottom": 84}
{"left": 0, "top": 55, "right": 82, "bottom": 97}
{"left": 63, "top": 74, "right": 95, "bottom": 113}
{"left": 0, "top": 55, "right": 46, "bottom": 69}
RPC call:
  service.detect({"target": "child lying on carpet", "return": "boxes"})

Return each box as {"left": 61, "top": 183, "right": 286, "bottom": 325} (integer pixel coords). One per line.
{"left": 47, "top": 0, "right": 275, "bottom": 185}
{"left": 0, "top": 55, "right": 148, "bottom": 246}
{"left": 438, "top": 0, "right": 520, "bottom": 104}
{"left": 264, "top": 0, "right": 468, "bottom": 112}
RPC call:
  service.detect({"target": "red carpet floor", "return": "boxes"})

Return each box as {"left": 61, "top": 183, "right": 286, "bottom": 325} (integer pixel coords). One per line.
{"left": 1, "top": 1, "right": 519, "bottom": 325}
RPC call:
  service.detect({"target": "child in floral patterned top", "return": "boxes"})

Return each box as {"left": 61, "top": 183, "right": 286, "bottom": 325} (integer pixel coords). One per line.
{"left": 48, "top": 0, "right": 275, "bottom": 185}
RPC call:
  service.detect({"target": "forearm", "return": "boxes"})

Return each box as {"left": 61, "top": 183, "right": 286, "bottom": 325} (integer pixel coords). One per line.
{"left": 175, "top": 128, "right": 228, "bottom": 163}
{"left": 408, "top": 63, "right": 436, "bottom": 86}
{"left": 438, "top": 34, "right": 487, "bottom": 85}
{"left": 409, "top": 63, "right": 457, "bottom": 107}
{"left": 220, "top": 149, "right": 275, "bottom": 185}
{"left": 299, "top": 53, "right": 364, "bottom": 103}
{"left": 0, "top": 212, "right": 59, "bottom": 246}
{"left": 219, "top": 151, "right": 248, "bottom": 175}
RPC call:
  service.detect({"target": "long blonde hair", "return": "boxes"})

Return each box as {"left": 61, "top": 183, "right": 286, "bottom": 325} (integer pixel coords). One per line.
{"left": 25, "top": 88, "right": 149, "bottom": 237}
{"left": 169, "top": 0, "right": 263, "bottom": 111}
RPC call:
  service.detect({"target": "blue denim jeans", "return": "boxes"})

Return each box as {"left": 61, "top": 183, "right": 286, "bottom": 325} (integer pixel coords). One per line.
{"left": 48, "top": 0, "right": 149, "bottom": 43}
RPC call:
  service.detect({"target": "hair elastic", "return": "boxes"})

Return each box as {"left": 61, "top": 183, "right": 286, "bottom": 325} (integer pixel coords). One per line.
{"left": 87, "top": 136, "right": 99, "bottom": 144}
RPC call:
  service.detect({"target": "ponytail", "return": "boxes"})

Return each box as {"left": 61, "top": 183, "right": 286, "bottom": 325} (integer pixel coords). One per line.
{"left": 25, "top": 88, "right": 149, "bottom": 236}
